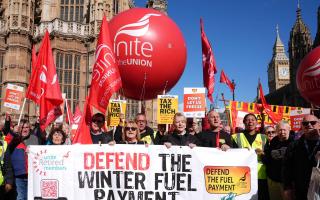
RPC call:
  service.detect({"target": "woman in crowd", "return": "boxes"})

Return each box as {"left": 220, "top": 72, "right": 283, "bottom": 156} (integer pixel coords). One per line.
{"left": 47, "top": 128, "right": 67, "bottom": 145}
{"left": 264, "top": 126, "right": 277, "bottom": 145}
{"left": 161, "top": 112, "right": 200, "bottom": 148}
{"left": 264, "top": 120, "right": 293, "bottom": 200}
{"left": 119, "top": 120, "right": 145, "bottom": 145}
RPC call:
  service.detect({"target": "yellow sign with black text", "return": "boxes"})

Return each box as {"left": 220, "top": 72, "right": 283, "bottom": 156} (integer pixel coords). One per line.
{"left": 157, "top": 95, "right": 178, "bottom": 124}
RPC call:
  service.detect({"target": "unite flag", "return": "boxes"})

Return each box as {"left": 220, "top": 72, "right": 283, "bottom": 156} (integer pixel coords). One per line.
{"left": 26, "top": 31, "right": 63, "bottom": 131}
{"left": 87, "top": 16, "right": 122, "bottom": 114}
{"left": 200, "top": 18, "right": 217, "bottom": 103}
{"left": 73, "top": 16, "right": 122, "bottom": 144}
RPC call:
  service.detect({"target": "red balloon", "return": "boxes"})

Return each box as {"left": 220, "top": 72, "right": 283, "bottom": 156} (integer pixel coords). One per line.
{"left": 109, "top": 8, "right": 187, "bottom": 100}
{"left": 296, "top": 47, "right": 320, "bottom": 106}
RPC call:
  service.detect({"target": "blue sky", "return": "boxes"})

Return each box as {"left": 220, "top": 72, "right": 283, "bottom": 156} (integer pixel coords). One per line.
{"left": 134, "top": 0, "right": 319, "bottom": 109}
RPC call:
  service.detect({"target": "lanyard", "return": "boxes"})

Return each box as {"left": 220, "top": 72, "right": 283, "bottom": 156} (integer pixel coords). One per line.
{"left": 304, "top": 139, "right": 320, "bottom": 160}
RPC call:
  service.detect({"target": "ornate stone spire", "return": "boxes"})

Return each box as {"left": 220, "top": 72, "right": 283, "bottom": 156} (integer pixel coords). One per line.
{"left": 288, "top": 3, "right": 313, "bottom": 106}
{"left": 273, "top": 25, "right": 288, "bottom": 60}
{"left": 146, "top": 0, "right": 168, "bottom": 14}
{"left": 268, "top": 25, "right": 289, "bottom": 93}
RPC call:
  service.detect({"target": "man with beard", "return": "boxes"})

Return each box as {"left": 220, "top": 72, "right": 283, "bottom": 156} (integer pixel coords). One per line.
{"left": 283, "top": 114, "right": 320, "bottom": 200}
{"left": 198, "top": 110, "right": 232, "bottom": 151}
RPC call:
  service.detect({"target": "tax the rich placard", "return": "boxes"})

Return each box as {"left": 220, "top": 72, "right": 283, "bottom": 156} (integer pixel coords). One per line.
{"left": 107, "top": 99, "right": 127, "bottom": 126}
{"left": 3, "top": 84, "right": 24, "bottom": 110}
{"left": 157, "top": 95, "right": 178, "bottom": 124}
{"left": 183, "top": 88, "right": 206, "bottom": 118}
{"left": 28, "top": 146, "right": 258, "bottom": 200}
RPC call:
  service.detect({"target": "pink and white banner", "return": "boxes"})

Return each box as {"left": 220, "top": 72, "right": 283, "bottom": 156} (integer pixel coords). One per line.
{"left": 28, "top": 145, "right": 258, "bottom": 200}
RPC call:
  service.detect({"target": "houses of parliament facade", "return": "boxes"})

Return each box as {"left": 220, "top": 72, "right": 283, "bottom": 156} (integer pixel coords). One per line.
{"left": 266, "top": 5, "right": 320, "bottom": 108}
{"left": 0, "top": 0, "right": 167, "bottom": 127}
{"left": 0, "top": 1, "right": 319, "bottom": 125}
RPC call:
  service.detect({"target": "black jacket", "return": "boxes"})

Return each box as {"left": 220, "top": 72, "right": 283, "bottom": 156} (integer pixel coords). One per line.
{"left": 161, "top": 131, "right": 201, "bottom": 146}
{"left": 264, "top": 135, "right": 293, "bottom": 182}
{"left": 90, "top": 131, "right": 113, "bottom": 144}
{"left": 197, "top": 130, "right": 232, "bottom": 148}
{"left": 282, "top": 135, "right": 320, "bottom": 200}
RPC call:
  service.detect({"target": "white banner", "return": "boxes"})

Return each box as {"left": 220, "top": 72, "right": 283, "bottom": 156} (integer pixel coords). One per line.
{"left": 28, "top": 145, "right": 258, "bottom": 200}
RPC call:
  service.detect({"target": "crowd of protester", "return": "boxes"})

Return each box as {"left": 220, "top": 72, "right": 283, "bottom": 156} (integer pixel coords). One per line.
{"left": 0, "top": 110, "right": 319, "bottom": 200}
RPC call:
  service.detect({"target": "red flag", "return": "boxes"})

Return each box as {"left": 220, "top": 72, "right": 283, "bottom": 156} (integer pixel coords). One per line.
{"left": 72, "top": 105, "right": 82, "bottom": 126}
{"left": 88, "top": 16, "right": 122, "bottom": 113}
{"left": 259, "top": 83, "right": 282, "bottom": 124}
{"left": 31, "top": 45, "right": 37, "bottom": 70}
{"left": 65, "top": 100, "right": 73, "bottom": 124}
{"left": 72, "top": 99, "right": 93, "bottom": 144}
{"left": 200, "top": 18, "right": 217, "bottom": 103}
{"left": 220, "top": 70, "right": 235, "bottom": 92}
{"left": 26, "top": 31, "right": 63, "bottom": 130}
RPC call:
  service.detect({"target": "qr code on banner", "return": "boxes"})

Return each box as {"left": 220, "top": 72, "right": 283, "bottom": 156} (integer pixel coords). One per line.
{"left": 41, "top": 179, "right": 59, "bottom": 199}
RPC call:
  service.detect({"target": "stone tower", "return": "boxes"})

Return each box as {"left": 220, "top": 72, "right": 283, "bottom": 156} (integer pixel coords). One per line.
{"left": 0, "top": 0, "right": 35, "bottom": 118}
{"left": 146, "top": 0, "right": 167, "bottom": 14}
{"left": 288, "top": 4, "right": 313, "bottom": 107}
{"left": 268, "top": 25, "right": 290, "bottom": 93}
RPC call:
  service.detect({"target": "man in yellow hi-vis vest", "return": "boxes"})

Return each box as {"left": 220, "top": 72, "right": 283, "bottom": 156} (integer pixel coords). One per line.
{"left": 232, "top": 113, "right": 269, "bottom": 200}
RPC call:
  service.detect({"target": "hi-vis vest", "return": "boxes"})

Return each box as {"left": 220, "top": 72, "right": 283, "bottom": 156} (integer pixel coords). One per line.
{"left": 140, "top": 131, "right": 157, "bottom": 144}
{"left": 0, "top": 135, "right": 8, "bottom": 185}
{"left": 232, "top": 132, "right": 267, "bottom": 179}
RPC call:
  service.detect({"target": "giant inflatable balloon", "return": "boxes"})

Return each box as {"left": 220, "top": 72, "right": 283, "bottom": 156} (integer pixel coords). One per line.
{"left": 109, "top": 8, "right": 187, "bottom": 100}
{"left": 296, "top": 47, "right": 320, "bottom": 106}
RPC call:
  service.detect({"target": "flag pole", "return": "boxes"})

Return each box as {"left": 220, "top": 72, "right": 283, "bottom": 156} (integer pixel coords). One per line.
{"left": 18, "top": 98, "right": 27, "bottom": 126}
{"left": 65, "top": 99, "right": 71, "bottom": 125}
{"left": 232, "top": 79, "right": 236, "bottom": 101}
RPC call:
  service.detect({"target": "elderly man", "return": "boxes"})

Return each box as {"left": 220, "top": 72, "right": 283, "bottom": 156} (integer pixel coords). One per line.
{"left": 282, "top": 114, "right": 320, "bottom": 200}
{"left": 198, "top": 110, "right": 232, "bottom": 151}
{"left": 264, "top": 121, "right": 293, "bottom": 200}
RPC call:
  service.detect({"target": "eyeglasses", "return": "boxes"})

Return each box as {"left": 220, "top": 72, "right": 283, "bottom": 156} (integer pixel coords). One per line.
{"left": 125, "top": 127, "right": 137, "bottom": 131}
{"left": 302, "top": 121, "right": 318, "bottom": 126}
{"left": 266, "top": 131, "right": 276, "bottom": 135}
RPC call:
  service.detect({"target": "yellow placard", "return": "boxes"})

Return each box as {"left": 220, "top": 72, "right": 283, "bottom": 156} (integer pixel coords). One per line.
{"left": 107, "top": 100, "right": 127, "bottom": 126}
{"left": 204, "top": 166, "right": 251, "bottom": 195}
{"left": 157, "top": 95, "right": 178, "bottom": 124}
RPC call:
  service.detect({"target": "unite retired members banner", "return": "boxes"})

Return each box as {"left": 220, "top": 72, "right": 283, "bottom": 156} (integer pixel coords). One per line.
{"left": 28, "top": 145, "right": 258, "bottom": 200}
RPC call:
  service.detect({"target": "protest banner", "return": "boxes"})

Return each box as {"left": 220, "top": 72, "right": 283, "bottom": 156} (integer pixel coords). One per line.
{"left": 183, "top": 88, "right": 206, "bottom": 118}
{"left": 28, "top": 145, "right": 258, "bottom": 200}
{"left": 290, "top": 109, "right": 311, "bottom": 131}
{"left": 3, "top": 83, "right": 24, "bottom": 110}
{"left": 157, "top": 95, "right": 178, "bottom": 124}
{"left": 226, "top": 100, "right": 310, "bottom": 129}
{"left": 107, "top": 99, "right": 127, "bottom": 126}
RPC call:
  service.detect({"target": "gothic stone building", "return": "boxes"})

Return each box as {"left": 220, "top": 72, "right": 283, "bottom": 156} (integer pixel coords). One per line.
{"left": 266, "top": 5, "right": 319, "bottom": 108}
{"left": 0, "top": 0, "right": 167, "bottom": 127}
